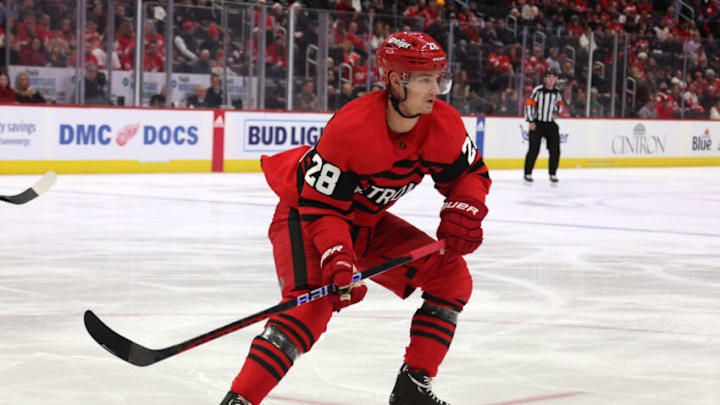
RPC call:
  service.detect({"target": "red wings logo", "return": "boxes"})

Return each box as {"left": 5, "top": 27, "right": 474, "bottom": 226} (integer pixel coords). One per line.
{"left": 115, "top": 123, "right": 140, "bottom": 146}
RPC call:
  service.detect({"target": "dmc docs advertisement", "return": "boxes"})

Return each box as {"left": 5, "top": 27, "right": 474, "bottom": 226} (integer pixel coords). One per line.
{"left": 0, "top": 106, "right": 213, "bottom": 169}
{"left": 223, "top": 111, "right": 481, "bottom": 164}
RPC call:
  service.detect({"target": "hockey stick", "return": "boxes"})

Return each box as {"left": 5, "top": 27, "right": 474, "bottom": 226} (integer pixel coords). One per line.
{"left": 84, "top": 239, "right": 445, "bottom": 367}
{"left": 0, "top": 171, "right": 57, "bottom": 205}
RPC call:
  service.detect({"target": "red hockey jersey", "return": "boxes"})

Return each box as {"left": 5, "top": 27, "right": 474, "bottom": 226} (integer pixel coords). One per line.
{"left": 261, "top": 90, "right": 491, "bottom": 256}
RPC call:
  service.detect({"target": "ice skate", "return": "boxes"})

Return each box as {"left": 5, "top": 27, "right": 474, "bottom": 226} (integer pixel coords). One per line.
{"left": 524, "top": 174, "right": 534, "bottom": 186}
{"left": 220, "top": 392, "right": 252, "bottom": 405}
{"left": 389, "top": 364, "right": 451, "bottom": 405}
{"left": 549, "top": 174, "right": 559, "bottom": 187}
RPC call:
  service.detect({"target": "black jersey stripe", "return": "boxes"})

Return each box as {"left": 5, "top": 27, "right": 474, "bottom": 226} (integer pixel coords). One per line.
{"left": 430, "top": 151, "right": 471, "bottom": 185}
{"left": 298, "top": 214, "right": 353, "bottom": 228}
{"left": 351, "top": 199, "right": 390, "bottom": 215}
{"left": 393, "top": 159, "right": 421, "bottom": 168}
{"left": 361, "top": 167, "right": 427, "bottom": 181}
{"left": 298, "top": 198, "right": 353, "bottom": 215}
{"left": 288, "top": 208, "right": 308, "bottom": 291}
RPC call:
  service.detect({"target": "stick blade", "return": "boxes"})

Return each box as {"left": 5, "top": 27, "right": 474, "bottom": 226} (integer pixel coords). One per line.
{"left": 0, "top": 171, "right": 57, "bottom": 205}
{"left": 84, "top": 310, "right": 164, "bottom": 367}
{"left": 31, "top": 171, "right": 57, "bottom": 195}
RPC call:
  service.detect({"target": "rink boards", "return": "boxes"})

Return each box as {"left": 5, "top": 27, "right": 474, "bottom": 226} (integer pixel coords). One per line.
{"left": 2, "top": 105, "right": 720, "bottom": 174}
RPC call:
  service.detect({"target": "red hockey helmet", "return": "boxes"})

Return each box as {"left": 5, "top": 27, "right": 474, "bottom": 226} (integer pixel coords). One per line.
{"left": 378, "top": 32, "right": 452, "bottom": 94}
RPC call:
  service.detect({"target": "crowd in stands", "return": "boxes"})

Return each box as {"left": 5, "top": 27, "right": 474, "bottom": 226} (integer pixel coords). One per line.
{"left": 2, "top": 0, "right": 720, "bottom": 119}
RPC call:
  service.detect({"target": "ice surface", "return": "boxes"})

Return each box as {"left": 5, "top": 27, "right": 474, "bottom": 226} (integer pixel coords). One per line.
{"left": 1, "top": 167, "right": 719, "bottom": 405}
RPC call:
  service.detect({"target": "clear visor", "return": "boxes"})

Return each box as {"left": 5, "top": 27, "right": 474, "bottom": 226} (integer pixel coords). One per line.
{"left": 404, "top": 71, "right": 453, "bottom": 95}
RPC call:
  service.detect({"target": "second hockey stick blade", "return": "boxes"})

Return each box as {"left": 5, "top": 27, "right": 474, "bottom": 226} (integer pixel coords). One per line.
{"left": 0, "top": 171, "right": 57, "bottom": 205}
{"left": 84, "top": 239, "right": 445, "bottom": 367}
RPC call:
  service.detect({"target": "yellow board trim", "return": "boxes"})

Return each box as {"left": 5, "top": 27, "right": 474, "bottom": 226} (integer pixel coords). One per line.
{"left": 0, "top": 160, "right": 212, "bottom": 174}
{"left": 2, "top": 157, "right": 720, "bottom": 174}
{"left": 485, "top": 157, "right": 720, "bottom": 170}
{"left": 224, "top": 160, "right": 263, "bottom": 172}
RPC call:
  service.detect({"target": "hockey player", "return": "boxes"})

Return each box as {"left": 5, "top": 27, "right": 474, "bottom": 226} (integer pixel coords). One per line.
{"left": 221, "top": 31, "right": 491, "bottom": 405}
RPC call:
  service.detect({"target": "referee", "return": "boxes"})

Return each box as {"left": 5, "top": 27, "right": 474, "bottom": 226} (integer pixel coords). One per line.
{"left": 524, "top": 69, "right": 563, "bottom": 185}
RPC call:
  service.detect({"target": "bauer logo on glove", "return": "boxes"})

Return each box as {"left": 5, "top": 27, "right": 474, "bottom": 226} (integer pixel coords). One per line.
{"left": 437, "top": 196, "right": 488, "bottom": 257}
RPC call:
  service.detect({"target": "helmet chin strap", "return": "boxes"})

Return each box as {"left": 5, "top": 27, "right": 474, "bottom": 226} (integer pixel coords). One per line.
{"left": 389, "top": 80, "right": 421, "bottom": 119}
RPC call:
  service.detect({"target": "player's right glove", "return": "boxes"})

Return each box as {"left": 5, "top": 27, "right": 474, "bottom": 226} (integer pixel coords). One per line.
{"left": 437, "top": 196, "right": 488, "bottom": 257}
{"left": 320, "top": 244, "right": 367, "bottom": 311}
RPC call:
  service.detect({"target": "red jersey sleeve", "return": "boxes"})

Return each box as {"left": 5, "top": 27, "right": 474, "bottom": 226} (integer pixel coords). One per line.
{"left": 423, "top": 101, "right": 491, "bottom": 204}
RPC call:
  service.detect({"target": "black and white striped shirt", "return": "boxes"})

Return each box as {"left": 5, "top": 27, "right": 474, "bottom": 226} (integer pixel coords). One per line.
{"left": 525, "top": 85, "right": 563, "bottom": 122}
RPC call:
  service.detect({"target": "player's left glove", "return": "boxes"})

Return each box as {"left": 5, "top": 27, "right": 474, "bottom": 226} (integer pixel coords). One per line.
{"left": 436, "top": 196, "right": 488, "bottom": 257}
{"left": 320, "top": 244, "right": 367, "bottom": 311}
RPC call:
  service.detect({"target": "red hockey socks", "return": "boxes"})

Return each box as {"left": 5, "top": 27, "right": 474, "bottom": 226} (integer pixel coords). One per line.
{"left": 403, "top": 302, "right": 459, "bottom": 377}
{"left": 230, "top": 335, "right": 295, "bottom": 404}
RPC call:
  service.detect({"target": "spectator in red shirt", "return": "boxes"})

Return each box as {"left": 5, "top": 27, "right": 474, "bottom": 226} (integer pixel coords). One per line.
{"left": 115, "top": 19, "right": 135, "bottom": 68}
{"left": 0, "top": 73, "right": 16, "bottom": 104}
{"left": 706, "top": 69, "right": 720, "bottom": 88}
{"left": 85, "top": 19, "right": 102, "bottom": 45}
{"left": 636, "top": 0, "right": 653, "bottom": 15}
{"left": 421, "top": 0, "right": 442, "bottom": 31}
{"left": 347, "top": 21, "right": 366, "bottom": 52}
{"left": 335, "top": 0, "right": 355, "bottom": 14}
{"left": 38, "top": 13, "right": 55, "bottom": 47}
{"left": 244, "top": 28, "right": 261, "bottom": 64}
{"left": 144, "top": 40, "right": 165, "bottom": 72}
{"left": 266, "top": 31, "right": 288, "bottom": 67}
{"left": 253, "top": 1, "right": 274, "bottom": 29}
{"left": 70, "top": 40, "right": 100, "bottom": 68}
{"left": 145, "top": 21, "right": 165, "bottom": 50}
{"left": 656, "top": 85, "right": 676, "bottom": 118}
{"left": 524, "top": 45, "right": 548, "bottom": 80}
{"left": 16, "top": 12, "right": 41, "bottom": 49}
{"left": 350, "top": 54, "right": 379, "bottom": 87}
{"left": 20, "top": 37, "right": 46, "bottom": 66}
{"left": 199, "top": 23, "right": 222, "bottom": 59}
{"left": 487, "top": 41, "right": 512, "bottom": 76}
{"left": 661, "top": 6, "right": 678, "bottom": 30}
{"left": 567, "top": 15, "right": 583, "bottom": 39}
{"left": 55, "top": 17, "right": 77, "bottom": 48}
{"left": 404, "top": 0, "right": 426, "bottom": 18}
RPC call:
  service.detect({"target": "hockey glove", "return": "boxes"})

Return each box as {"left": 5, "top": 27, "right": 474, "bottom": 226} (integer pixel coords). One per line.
{"left": 437, "top": 197, "right": 488, "bottom": 257}
{"left": 320, "top": 244, "right": 367, "bottom": 311}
